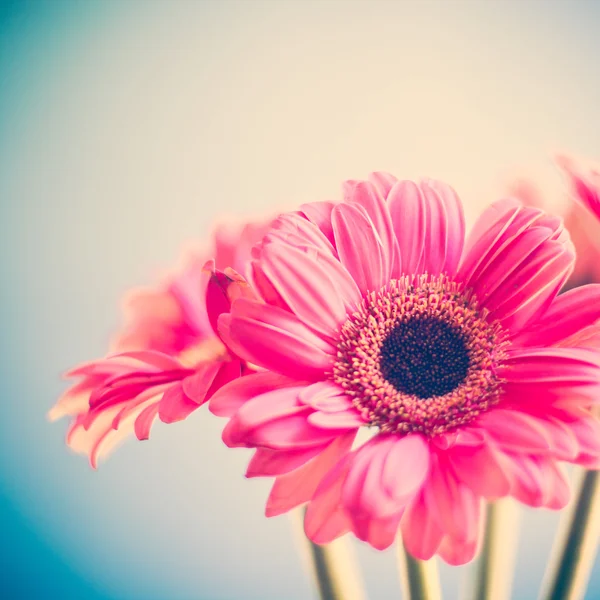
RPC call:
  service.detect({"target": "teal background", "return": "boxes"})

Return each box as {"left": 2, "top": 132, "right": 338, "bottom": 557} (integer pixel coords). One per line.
{"left": 2, "top": 1, "right": 600, "bottom": 598}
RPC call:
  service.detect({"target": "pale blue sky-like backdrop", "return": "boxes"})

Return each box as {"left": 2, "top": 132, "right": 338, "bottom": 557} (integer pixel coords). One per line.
{"left": 2, "top": 0, "right": 600, "bottom": 598}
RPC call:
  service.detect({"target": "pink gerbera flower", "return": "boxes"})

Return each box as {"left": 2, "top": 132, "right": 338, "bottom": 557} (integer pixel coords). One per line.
{"left": 50, "top": 222, "right": 267, "bottom": 467}
{"left": 210, "top": 173, "right": 600, "bottom": 564}
{"left": 510, "top": 155, "right": 600, "bottom": 288}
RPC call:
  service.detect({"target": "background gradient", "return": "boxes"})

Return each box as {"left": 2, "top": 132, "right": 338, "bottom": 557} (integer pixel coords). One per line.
{"left": 2, "top": 0, "right": 600, "bottom": 598}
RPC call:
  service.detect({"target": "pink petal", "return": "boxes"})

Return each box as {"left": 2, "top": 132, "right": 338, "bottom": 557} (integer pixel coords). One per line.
{"left": 180, "top": 361, "right": 222, "bottom": 404}
{"left": 307, "top": 409, "right": 365, "bottom": 429}
{"left": 267, "top": 432, "right": 355, "bottom": 518}
{"left": 387, "top": 181, "right": 426, "bottom": 274}
{"left": 458, "top": 199, "right": 537, "bottom": 285}
{"left": 259, "top": 242, "right": 354, "bottom": 339}
{"left": 485, "top": 241, "right": 574, "bottom": 333}
{"left": 419, "top": 179, "right": 465, "bottom": 275}
{"left": 513, "top": 285, "right": 600, "bottom": 348}
{"left": 438, "top": 534, "right": 479, "bottom": 566}
{"left": 368, "top": 171, "right": 398, "bottom": 199}
{"left": 503, "top": 348, "right": 600, "bottom": 385}
{"left": 299, "top": 201, "right": 337, "bottom": 246}
{"left": 226, "top": 299, "right": 335, "bottom": 381}
{"left": 342, "top": 440, "right": 401, "bottom": 521}
{"left": 447, "top": 441, "right": 511, "bottom": 499}
{"left": 209, "top": 371, "right": 297, "bottom": 418}
{"left": 343, "top": 179, "right": 399, "bottom": 278}
{"left": 467, "top": 226, "right": 553, "bottom": 307}
{"left": 303, "top": 457, "right": 353, "bottom": 543}
{"left": 425, "top": 454, "right": 479, "bottom": 542}
{"left": 400, "top": 491, "right": 444, "bottom": 560}
{"left": 299, "top": 382, "right": 356, "bottom": 412}
{"left": 424, "top": 179, "right": 465, "bottom": 274}
{"left": 475, "top": 409, "right": 551, "bottom": 453}
{"left": 331, "top": 202, "right": 386, "bottom": 295}
{"left": 134, "top": 404, "right": 160, "bottom": 440}
{"left": 381, "top": 434, "right": 430, "bottom": 501}
{"left": 556, "top": 153, "right": 600, "bottom": 221}
{"left": 158, "top": 383, "right": 200, "bottom": 424}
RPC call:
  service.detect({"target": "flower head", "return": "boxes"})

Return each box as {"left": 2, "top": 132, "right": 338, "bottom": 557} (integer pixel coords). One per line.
{"left": 509, "top": 155, "right": 600, "bottom": 288}
{"left": 50, "top": 222, "right": 268, "bottom": 467}
{"left": 211, "top": 173, "right": 600, "bottom": 564}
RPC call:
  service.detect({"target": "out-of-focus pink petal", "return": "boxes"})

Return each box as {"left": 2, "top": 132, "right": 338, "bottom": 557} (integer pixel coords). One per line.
{"left": 267, "top": 432, "right": 355, "bottom": 518}
{"left": 134, "top": 404, "right": 160, "bottom": 441}
{"left": 209, "top": 371, "right": 298, "bottom": 417}
{"left": 181, "top": 361, "right": 222, "bottom": 404}
{"left": 400, "top": 491, "right": 444, "bottom": 561}
{"left": 475, "top": 409, "right": 552, "bottom": 454}
{"left": 368, "top": 171, "right": 398, "bottom": 199}
{"left": 557, "top": 153, "right": 600, "bottom": 221}
{"left": 438, "top": 534, "right": 480, "bottom": 566}
{"left": 158, "top": 383, "right": 200, "bottom": 424}
{"left": 307, "top": 409, "right": 364, "bottom": 429}
{"left": 447, "top": 440, "right": 511, "bottom": 499}
{"left": 246, "top": 445, "right": 327, "bottom": 478}
{"left": 303, "top": 456, "right": 353, "bottom": 543}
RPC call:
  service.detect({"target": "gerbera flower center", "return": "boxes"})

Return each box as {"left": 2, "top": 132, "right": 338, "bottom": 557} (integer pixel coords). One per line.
{"left": 333, "top": 275, "right": 509, "bottom": 437}
{"left": 379, "top": 317, "right": 471, "bottom": 399}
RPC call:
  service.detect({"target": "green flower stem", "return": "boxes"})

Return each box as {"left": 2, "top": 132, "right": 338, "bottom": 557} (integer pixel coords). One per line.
{"left": 291, "top": 508, "right": 366, "bottom": 600}
{"left": 469, "top": 500, "right": 520, "bottom": 600}
{"left": 541, "top": 469, "right": 600, "bottom": 600}
{"left": 397, "top": 539, "right": 442, "bottom": 600}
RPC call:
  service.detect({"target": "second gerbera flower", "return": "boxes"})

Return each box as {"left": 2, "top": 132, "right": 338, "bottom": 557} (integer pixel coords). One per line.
{"left": 210, "top": 173, "right": 600, "bottom": 564}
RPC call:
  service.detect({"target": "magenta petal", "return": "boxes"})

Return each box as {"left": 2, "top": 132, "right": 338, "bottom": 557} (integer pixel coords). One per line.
{"left": 331, "top": 202, "right": 386, "bottom": 295}
{"left": 158, "top": 383, "right": 200, "bottom": 424}
{"left": 209, "top": 371, "right": 297, "bottom": 417}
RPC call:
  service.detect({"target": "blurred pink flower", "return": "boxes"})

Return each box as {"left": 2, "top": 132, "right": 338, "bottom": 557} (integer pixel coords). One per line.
{"left": 210, "top": 173, "right": 600, "bottom": 564}
{"left": 50, "top": 222, "right": 268, "bottom": 467}
{"left": 509, "top": 155, "right": 600, "bottom": 288}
